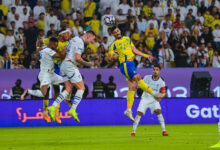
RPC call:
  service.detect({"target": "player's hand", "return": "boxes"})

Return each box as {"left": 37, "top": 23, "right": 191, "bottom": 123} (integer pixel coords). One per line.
{"left": 143, "top": 54, "right": 153, "bottom": 62}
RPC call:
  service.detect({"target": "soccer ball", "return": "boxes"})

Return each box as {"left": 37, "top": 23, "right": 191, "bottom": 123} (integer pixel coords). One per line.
{"left": 104, "top": 15, "right": 115, "bottom": 26}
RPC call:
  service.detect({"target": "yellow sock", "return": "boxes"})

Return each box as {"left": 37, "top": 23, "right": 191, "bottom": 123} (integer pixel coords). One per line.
{"left": 43, "top": 99, "right": 49, "bottom": 112}
{"left": 55, "top": 104, "right": 60, "bottom": 115}
{"left": 137, "top": 79, "right": 153, "bottom": 94}
{"left": 127, "top": 90, "right": 135, "bottom": 109}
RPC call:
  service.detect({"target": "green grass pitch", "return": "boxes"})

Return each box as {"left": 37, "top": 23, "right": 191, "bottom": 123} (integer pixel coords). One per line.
{"left": 0, "top": 124, "right": 219, "bottom": 150}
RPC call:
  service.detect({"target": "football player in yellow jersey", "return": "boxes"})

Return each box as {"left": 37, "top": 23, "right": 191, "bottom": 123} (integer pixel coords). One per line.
{"left": 108, "top": 26, "right": 165, "bottom": 121}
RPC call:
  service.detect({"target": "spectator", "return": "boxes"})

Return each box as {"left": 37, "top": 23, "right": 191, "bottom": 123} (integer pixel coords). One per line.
{"left": 174, "top": 44, "right": 188, "bottom": 67}
{"left": 211, "top": 14, "right": 220, "bottom": 30}
{"left": 20, "top": 7, "right": 29, "bottom": 23}
{"left": 37, "top": 12, "right": 45, "bottom": 31}
{"left": 116, "top": 9, "right": 127, "bottom": 35}
{"left": 101, "top": 7, "right": 112, "bottom": 36}
{"left": 63, "top": 14, "right": 74, "bottom": 28}
{"left": 118, "top": 0, "right": 130, "bottom": 15}
{"left": 145, "top": 23, "right": 159, "bottom": 38}
{"left": 212, "top": 24, "right": 220, "bottom": 51}
{"left": 84, "top": 0, "right": 96, "bottom": 22}
{"left": 45, "top": 9, "right": 59, "bottom": 33}
{"left": 5, "top": 29, "right": 15, "bottom": 54}
{"left": 3, "top": 52, "right": 11, "bottom": 69}
{"left": 7, "top": 6, "right": 16, "bottom": 26}
{"left": 0, "top": 31, "right": 5, "bottom": 48}
{"left": 105, "top": 76, "right": 116, "bottom": 98}
{"left": 199, "top": 27, "right": 213, "bottom": 45}
{"left": 152, "top": 1, "right": 163, "bottom": 21}
{"left": 212, "top": 50, "right": 220, "bottom": 68}
{"left": 158, "top": 42, "right": 175, "bottom": 68}
{"left": 61, "top": 0, "right": 70, "bottom": 15}
{"left": 142, "top": 1, "right": 152, "bottom": 19}
{"left": 10, "top": 79, "right": 24, "bottom": 99}
{"left": 92, "top": 74, "right": 105, "bottom": 98}
{"left": 136, "top": 15, "right": 148, "bottom": 34}
{"left": 72, "top": 19, "right": 83, "bottom": 37}
{"left": 23, "top": 49, "right": 31, "bottom": 68}
{"left": 86, "top": 14, "right": 100, "bottom": 36}
{"left": 0, "top": 0, "right": 8, "bottom": 17}
{"left": 24, "top": 21, "right": 38, "bottom": 54}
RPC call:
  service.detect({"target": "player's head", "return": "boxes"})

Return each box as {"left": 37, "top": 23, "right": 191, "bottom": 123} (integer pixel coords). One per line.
{"left": 153, "top": 64, "right": 161, "bottom": 78}
{"left": 110, "top": 26, "right": 122, "bottom": 39}
{"left": 49, "top": 37, "right": 58, "bottom": 50}
{"left": 59, "top": 29, "right": 71, "bottom": 41}
{"left": 83, "top": 30, "right": 96, "bottom": 44}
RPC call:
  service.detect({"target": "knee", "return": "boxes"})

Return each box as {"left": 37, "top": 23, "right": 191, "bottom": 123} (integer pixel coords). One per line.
{"left": 133, "top": 74, "right": 141, "bottom": 81}
{"left": 154, "top": 109, "right": 161, "bottom": 115}
{"left": 129, "top": 85, "right": 136, "bottom": 91}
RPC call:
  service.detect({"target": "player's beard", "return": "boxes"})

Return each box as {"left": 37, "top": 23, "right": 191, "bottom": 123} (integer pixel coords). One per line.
{"left": 116, "top": 34, "right": 122, "bottom": 39}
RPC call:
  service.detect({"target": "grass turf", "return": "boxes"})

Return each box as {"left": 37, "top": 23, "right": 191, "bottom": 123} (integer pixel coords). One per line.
{"left": 0, "top": 124, "right": 219, "bottom": 150}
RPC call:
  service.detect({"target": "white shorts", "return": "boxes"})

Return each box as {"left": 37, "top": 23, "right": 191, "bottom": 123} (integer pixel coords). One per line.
{"left": 60, "top": 61, "right": 82, "bottom": 83}
{"left": 137, "top": 98, "right": 161, "bottom": 115}
{"left": 38, "top": 71, "right": 65, "bottom": 88}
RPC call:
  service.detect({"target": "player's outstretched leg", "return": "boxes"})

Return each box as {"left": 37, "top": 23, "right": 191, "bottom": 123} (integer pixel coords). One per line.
{"left": 47, "top": 81, "right": 72, "bottom": 121}
{"left": 21, "top": 89, "right": 44, "bottom": 100}
{"left": 68, "top": 88, "right": 84, "bottom": 123}
{"left": 124, "top": 80, "right": 136, "bottom": 121}
{"left": 124, "top": 90, "right": 135, "bottom": 121}
{"left": 155, "top": 109, "right": 168, "bottom": 136}
{"left": 134, "top": 75, "right": 165, "bottom": 101}
{"left": 43, "top": 98, "right": 51, "bottom": 123}
{"left": 131, "top": 112, "right": 143, "bottom": 136}
{"left": 53, "top": 85, "right": 62, "bottom": 124}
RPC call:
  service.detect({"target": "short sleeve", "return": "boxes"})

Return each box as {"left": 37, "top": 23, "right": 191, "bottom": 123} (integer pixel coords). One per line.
{"left": 109, "top": 42, "right": 115, "bottom": 54}
{"left": 46, "top": 48, "right": 56, "bottom": 56}
{"left": 129, "top": 37, "right": 134, "bottom": 47}
{"left": 75, "top": 40, "right": 84, "bottom": 54}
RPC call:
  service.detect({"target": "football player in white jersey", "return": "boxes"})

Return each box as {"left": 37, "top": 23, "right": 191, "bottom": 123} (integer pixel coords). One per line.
{"left": 131, "top": 65, "right": 168, "bottom": 136}
{"left": 20, "top": 38, "right": 66, "bottom": 101}
{"left": 47, "top": 30, "right": 96, "bottom": 122}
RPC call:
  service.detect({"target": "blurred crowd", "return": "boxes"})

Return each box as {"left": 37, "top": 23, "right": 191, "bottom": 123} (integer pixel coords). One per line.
{"left": 0, "top": 0, "right": 219, "bottom": 69}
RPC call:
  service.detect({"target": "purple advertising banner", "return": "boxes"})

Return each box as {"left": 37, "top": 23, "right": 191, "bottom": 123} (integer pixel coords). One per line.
{"left": 0, "top": 68, "right": 220, "bottom": 99}
{"left": 0, "top": 98, "right": 219, "bottom": 127}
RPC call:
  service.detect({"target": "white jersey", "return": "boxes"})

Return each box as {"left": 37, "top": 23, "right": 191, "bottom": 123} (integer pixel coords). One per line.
{"left": 141, "top": 75, "right": 166, "bottom": 102}
{"left": 39, "top": 47, "right": 56, "bottom": 72}
{"left": 64, "top": 36, "right": 84, "bottom": 65}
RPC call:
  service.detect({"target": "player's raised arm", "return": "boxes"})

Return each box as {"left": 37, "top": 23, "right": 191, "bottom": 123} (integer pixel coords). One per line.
{"left": 131, "top": 45, "right": 153, "bottom": 62}
{"left": 75, "top": 53, "right": 94, "bottom": 67}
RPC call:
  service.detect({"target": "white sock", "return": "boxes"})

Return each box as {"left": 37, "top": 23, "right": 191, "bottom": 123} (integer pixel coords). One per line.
{"left": 127, "top": 108, "right": 131, "bottom": 111}
{"left": 66, "top": 92, "right": 72, "bottom": 101}
{"left": 132, "top": 115, "right": 141, "bottom": 133}
{"left": 53, "top": 90, "right": 69, "bottom": 107}
{"left": 71, "top": 90, "right": 84, "bottom": 110}
{"left": 157, "top": 114, "right": 166, "bottom": 131}
{"left": 28, "top": 89, "right": 44, "bottom": 97}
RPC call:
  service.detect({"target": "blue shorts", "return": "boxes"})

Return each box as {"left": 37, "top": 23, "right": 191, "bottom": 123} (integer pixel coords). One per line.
{"left": 120, "top": 61, "right": 138, "bottom": 80}
{"left": 54, "top": 64, "right": 60, "bottom": 75}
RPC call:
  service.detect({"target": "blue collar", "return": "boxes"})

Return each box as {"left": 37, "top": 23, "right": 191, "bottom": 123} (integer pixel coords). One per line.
{"left": 152, "top": 75, "right": 160, "bottom": 81}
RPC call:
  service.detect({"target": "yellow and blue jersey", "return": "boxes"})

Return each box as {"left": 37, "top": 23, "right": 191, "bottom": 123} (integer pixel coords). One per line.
{"left": 109, "top": 36, "right": 135, "bottom": 64}
{"left": 109, "top": 36, "right": 137, "bottom": 80}
{"left": 54, "top": 41, "right": 68, "bottom": 75}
